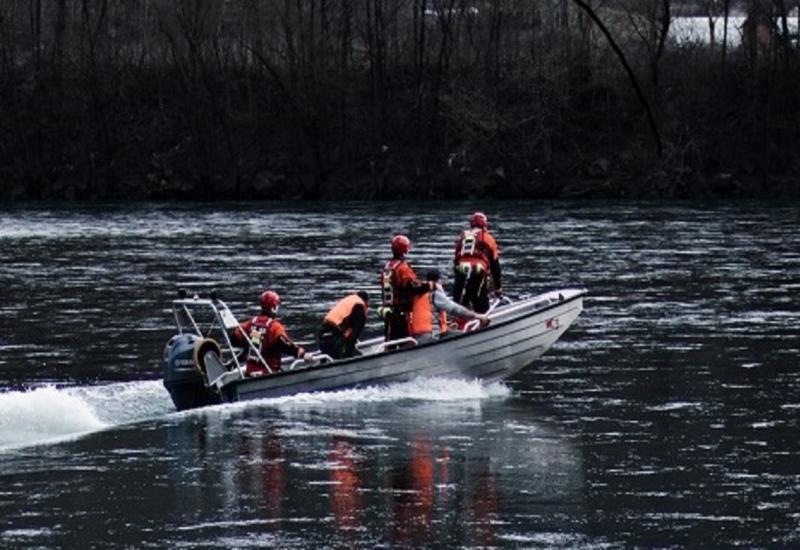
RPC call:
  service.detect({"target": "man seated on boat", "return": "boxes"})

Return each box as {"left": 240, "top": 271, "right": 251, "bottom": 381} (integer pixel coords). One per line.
{"left": 233, "top": 290, "right": 315, "bottom": 376}
{"left": 411, "top": 269, "right": 489, "bottom": 344}
{"left": 379, "top": 235, "right": 434, "bottom": 342}
{"left": 317, "top": 291, "right": 370, "bottom": 359}
{"left": 453, "top": 212, "right": 503, "bottom": 314}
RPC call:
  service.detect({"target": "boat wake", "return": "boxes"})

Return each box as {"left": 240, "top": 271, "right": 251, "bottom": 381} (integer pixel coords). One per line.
{"left": 0, "top": 381, "right": 173, "bottom": 451}
{"left": 0, "top": 378, "right": 511, "bottom": 451}
{"left": 252, "top": 377, "right": 512, "bottom": 407}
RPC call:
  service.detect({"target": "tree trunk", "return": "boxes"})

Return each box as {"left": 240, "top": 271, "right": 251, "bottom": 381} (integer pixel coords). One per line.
{"left": 570, "top": 0, "right": 663, "bottom": 156}
{"left": 721, "top": 0, "right": 730, "bottom": 72}
{"left": 652, "top": 0, "right": 671, "bottom": 87}
{"left": 774, "top": 0, "right": 790, "bottom": 73}
{"left": 54, "top": 0, "right": 67, "bottom": 83}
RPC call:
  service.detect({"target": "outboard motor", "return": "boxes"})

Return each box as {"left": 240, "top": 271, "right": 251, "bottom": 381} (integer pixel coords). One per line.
{"left": 163, "top": 334, "right": 222, "bottom": 411}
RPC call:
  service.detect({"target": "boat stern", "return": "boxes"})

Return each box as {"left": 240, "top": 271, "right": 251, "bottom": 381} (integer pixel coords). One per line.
{"left": 162, "top": 334, "right": 221, "bottom": 411}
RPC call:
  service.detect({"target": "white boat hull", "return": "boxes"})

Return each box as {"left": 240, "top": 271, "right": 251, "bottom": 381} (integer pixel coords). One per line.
{"left": 222, "top": 289, "right": 585, "bottom": 403}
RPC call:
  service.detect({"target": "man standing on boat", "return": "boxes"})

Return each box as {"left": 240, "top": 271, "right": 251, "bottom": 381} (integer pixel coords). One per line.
{"left": 410, "top": 270, "right": 488, "bottom": 343}
{"left": 317, "top": 291, "right": 370, "bottom": 359}
{"left": 380, "top": 235, "right": 434, "bottom": 341}
{"left": 452, "top": 212, "right": 502, "bottom": 314}
{"left": 233, "top": 290, "right": 315, "bottom": 375}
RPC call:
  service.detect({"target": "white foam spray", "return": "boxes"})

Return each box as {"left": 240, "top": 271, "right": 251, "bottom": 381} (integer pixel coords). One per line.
{"left": 201, "top": 377, "right": 512, "bottom": 419}
{"left": 1, "top": 377, "right": 510, "bottom": 449}
{"left": 0, "top": 386, "right": 105, "bottom": 449}
{"left": 0, "top": 381, "right": 174, "bottom": 451}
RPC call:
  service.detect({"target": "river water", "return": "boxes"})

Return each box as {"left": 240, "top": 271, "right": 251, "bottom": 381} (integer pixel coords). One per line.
{"left": 0, "top": 202, "right": 798, "bottom": 548}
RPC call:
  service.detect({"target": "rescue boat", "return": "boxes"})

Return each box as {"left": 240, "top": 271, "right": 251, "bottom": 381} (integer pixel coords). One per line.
{"left": 162, "top": 288, "right": 587, "bottom": 411}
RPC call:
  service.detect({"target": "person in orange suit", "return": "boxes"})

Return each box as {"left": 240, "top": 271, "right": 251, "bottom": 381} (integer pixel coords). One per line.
{"left": 453, "top": 212, "right": 502, "bottom": 314}
{"left": 234, "top": 290, "right": 315, "bottom": 375}
{"left": 379, "top": 235, "right": 433, "bottom": 341}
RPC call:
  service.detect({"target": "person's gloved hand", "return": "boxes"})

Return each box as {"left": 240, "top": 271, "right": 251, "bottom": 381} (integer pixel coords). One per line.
{"left": 494, "top": 287, "right": 504, "bottom": 298}
{"left": 377, "top": 306, "right": 392, "bottom": 320}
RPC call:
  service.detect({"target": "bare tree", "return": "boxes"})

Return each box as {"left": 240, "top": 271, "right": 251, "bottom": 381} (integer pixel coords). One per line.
{"left": 573, "top": 0, "right": 663, "bottom": 156}
{"left": 721, "top": 0, "right": 731, "bottom": 70}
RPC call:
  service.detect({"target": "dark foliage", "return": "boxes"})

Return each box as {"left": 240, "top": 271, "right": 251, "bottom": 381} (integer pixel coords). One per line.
{"left": 1, "top": 0, "right": 799, "bottom": 201}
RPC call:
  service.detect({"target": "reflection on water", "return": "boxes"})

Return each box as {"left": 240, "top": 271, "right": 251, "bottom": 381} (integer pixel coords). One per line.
{"left": 329, "top": 439, "right": 360, "bottom": 531}
{"left": 391, "top": 434, "right": 437, "bottom": 544}
{"left": 156, "top": 399, "right": 583, "bottom": 548}
{"left": 1, "top": 201, "right": 799, "bottom": 547}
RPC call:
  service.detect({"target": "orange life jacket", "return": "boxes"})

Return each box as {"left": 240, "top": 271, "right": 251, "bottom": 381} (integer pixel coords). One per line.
{"left": 410, "top": 294, "right": 449, "bottom": 337}
{"left": 455, "top": 228, "right": 499, "bottom": 271}
{"left": 324, "top": 294, "right": 368, "bottom": 339}
{"left": 410, "top": 294, "right": 431, "bottom": 335}
{"left": 439, "top": 310, "right": 448, "bottom": 336}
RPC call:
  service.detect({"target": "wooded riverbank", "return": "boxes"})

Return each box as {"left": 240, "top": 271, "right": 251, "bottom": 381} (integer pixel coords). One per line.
{"left": 1, "top": 1, "right": 799, "bottom": 201}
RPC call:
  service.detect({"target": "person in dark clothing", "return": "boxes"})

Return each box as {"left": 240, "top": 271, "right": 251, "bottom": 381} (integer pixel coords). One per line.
{"left": 317, "top": 291, "right": 370, "bottom": 359}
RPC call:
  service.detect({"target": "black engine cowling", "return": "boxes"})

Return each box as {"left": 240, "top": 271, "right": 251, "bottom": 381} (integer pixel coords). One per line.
{"left": 162, "top": 334, "right": 222, "bottom": 411}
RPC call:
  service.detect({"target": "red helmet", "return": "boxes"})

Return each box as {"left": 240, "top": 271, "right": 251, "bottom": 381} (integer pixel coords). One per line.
{"left": 260, "top": 290, "right": 281, "bottom": 314}
{"left": 391, "top": 234, "right": 411, "bottom": 256}
{"left": 470, "top": 212, "right": 488, "bottom": 229}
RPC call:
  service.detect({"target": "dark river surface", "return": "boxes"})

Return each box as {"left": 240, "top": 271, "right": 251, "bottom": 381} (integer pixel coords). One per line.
{"left": 0, "top": 201, "right": 798, "bottom": 548}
